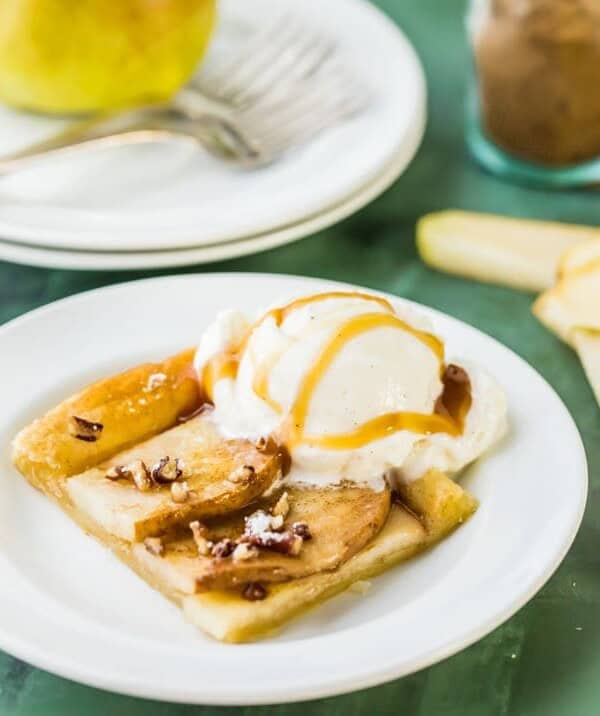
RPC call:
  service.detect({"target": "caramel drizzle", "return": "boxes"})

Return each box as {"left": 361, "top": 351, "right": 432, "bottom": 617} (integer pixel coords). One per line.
{"left": 202, "top": 291, "right": 393, "bottom": 402}
{"left": 201, "top": 292, "right": 471, "bottom": 450}
{"left": 252, "top": 346, "right": 287, "bottom": 414}
{"left": 284, "top": 312, "right": 447, "bottom": 449}
{"left": 202, "top": 353, "right": 238, "bottom": 401}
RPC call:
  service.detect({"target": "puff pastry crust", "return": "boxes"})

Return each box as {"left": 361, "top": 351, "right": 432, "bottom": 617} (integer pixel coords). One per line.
{"left": 11, "top": 350, "right": 478, "bottom": 642}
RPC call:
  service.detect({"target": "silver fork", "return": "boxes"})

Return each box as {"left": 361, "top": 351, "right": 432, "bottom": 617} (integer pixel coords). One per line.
{"left": 194, "top": 17, "right": 340, "bottom": 108}
{"left": 0, "top": 17, "right": 369, "bottom": 175}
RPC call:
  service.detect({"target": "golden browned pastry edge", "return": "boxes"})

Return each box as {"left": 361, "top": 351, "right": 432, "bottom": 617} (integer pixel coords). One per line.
{"left": 10, "top": 351, "right": 479, "bottom": 643}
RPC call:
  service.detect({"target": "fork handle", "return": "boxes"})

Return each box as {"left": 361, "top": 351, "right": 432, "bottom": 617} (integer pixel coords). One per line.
{"left": 0, "top": 108, "right": 181, "bottom": 175}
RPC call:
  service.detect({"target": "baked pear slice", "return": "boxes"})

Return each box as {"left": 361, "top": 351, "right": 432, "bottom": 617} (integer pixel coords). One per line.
{"left": 66, "top": 416, "right": 282, "bottom": 541}
{"left": 133, "top": 485, "right": 391, "bottom": 593}
{"left": 417, "top": 210, "right": 593, "bottom": 292}
{"left": 12, "top": 348, "right": 199, "bottom": 494}
{"left": 182, "top": 470, "right": 478, "bottom": 642}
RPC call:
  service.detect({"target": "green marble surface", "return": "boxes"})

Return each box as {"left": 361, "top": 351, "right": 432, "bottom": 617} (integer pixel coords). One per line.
{"left": 1, "top": 0, "right": 599, "bottom": 714}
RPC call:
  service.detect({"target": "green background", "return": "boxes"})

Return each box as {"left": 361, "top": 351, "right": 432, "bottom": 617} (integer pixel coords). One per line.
{"left": 1, "top": 0, "right": 599, "bottom": 714}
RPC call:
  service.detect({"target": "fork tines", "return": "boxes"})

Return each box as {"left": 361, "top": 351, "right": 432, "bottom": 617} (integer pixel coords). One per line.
{"left": 193, "top": 14, "right": 370, "bottom": 163}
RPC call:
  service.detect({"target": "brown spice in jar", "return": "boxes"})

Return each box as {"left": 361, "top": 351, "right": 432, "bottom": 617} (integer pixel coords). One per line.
{"left": 472, "top": 0, "right": 600, "bottom": 165}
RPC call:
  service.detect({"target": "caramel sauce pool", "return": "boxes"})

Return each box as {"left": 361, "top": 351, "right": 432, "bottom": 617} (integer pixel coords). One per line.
{"left": 201, "top": 292, "right": 471, "bottom": 451}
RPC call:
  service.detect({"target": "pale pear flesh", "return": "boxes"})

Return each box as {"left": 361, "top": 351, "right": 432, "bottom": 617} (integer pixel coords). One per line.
{"left": 559, "top": 239, "right": 600, "bottom": 278}
{"left": 417, "top": 210, "right": 594, "bottom": 292}
{"left": 533, "top": 264, "right": 600, "bottom": 344}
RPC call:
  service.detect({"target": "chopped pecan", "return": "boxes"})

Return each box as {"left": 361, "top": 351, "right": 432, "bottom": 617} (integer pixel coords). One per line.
{"left": 229, "top": 464, "right": 255, "bottom": 484}
{"left": 151, "top": 456, "right": 183, "bottom": 483}
{"left": 242, "top": 582, "right": 267, "bottom": 601}
{"left": 232, "top": 542, "right": 259, "bottom": 562}
{"left": 170, "top": 480, "right": 190, "bottom": 503}
{"left": 69, "top": 415, "right": 103, "bottom": 442}
{"left": 143, "top": 537, "right": 164, "bottom": 557}
{"left": 105, "top": 465, "right": 128, "bottom": 481}
{"left": 244, "top": 531, "right": 303, "bottom": 556}
{"left": 129, "top": 460, "right": 153, "bottom": 491}
{"left": 272, "top": 491, "right": 289, "bottom": 519}
{"left": 291, "top": 522, "right": 312, "bottom": 541}
{"left": 190, "top": 520, "right": 208, "bottom": 539}
{"left": 107, "top": 460, "right": 151, "bottom": 490}
{"left": 255, "top": 436, "right": 268, "bottom": 451}
{"left": 190, "top": 520, "right": 212, "bottom": 557}
{"left": 244, "top": 509, "right": 284, "bottom": 536}
{"left": 211, "top": 538, "right": 236, "bottom": 559}
{"left": 240, "top": 507, "right": 303, "bottom": 555}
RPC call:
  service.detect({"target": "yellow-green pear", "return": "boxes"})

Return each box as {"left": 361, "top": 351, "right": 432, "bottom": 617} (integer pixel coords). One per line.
{"left": 0, "top": 0, "right": 217, "bottom": 114}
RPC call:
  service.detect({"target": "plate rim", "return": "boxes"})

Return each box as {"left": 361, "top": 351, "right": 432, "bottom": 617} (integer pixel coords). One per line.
{"left": 0, "top": 100, "right": 425, "bottom": 270}
{"left": 0, "top": 273, "right": 588, "bottom": 705}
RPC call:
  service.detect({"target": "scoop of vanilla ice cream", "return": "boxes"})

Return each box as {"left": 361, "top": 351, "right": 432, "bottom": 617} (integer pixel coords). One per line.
{"left": 194, "top": 293, "right": 506, "bottom": 489}
{"left": 399, "top": 360, "right": 507, "bottom": 481}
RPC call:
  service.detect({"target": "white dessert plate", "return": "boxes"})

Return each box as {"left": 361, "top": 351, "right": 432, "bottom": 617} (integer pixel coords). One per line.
{"left": 0, "top": 274, "right": 587, "bottom": 705}
{"left": 0, "top": 0, "right": 425, "bottom": 254}
{"left": 0, "top": 140, "right": 418, "bottom": 270}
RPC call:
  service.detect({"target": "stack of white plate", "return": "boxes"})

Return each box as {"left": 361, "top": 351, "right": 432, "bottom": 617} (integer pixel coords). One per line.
{"left": 0, "top": 0, "right": 426, "bottom": 271}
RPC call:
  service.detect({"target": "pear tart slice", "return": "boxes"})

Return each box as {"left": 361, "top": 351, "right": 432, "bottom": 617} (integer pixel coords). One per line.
{"left": 12, "top": 349, "right": 479, "bottom": 643}
{"left": 133, "top": 485, "right": 391, "bottom": 593}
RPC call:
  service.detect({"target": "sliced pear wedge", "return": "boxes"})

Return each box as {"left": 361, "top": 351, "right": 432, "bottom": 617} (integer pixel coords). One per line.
{"left": 417, "top": 211, "right": 594, "bottom": 292}
{"left": 573, "top": 328, "right": 600, "bottom": 405}
{"left": 559, "top": 238, "right": 600, "bottom": 278}
{"left": 533, "top": 263, "right": 600, "bottom": 344}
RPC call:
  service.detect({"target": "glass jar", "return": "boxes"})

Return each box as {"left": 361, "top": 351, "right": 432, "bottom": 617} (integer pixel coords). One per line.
{"left": 466, "top": 0, "right": 600, "bottom": 187}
